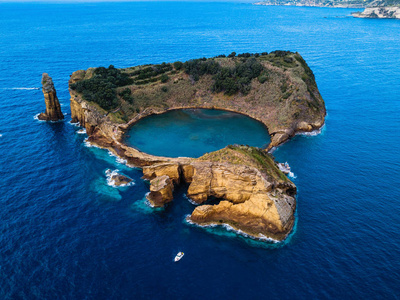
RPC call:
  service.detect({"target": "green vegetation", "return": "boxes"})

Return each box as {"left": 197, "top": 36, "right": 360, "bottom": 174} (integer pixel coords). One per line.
{"left": 70, "top": 51, "right": 324, "bottom": 129}
{"left": 183, "top": 56, "right": 264, "bottom": 95}
{"left": 199, "top": 145, "right": 289, "bottom": 182}
{"left": 70, "top": 65, "right": 133, "bottom": 110}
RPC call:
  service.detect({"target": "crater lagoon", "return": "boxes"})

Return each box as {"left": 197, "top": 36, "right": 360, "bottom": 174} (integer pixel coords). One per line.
{"left": 125, "top": 109, "right": 271, "bottom": 158}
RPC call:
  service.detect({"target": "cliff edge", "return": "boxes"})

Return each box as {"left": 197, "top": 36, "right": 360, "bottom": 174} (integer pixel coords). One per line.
{"left": 69, "top": 51, "right": 326, "bottom": 150}
{"left": 352, "top": 6, "right": 400, "bottom": 18}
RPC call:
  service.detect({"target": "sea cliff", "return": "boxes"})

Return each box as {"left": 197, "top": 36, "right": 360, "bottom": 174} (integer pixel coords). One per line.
{"left": 352, "top": 6, "right": 400, "bottom": 18}
{"left": 68, "top": 51, "right": 325, "bottom": 241}
{"left": 38, "top": 73, "right": 64, "bottom": 121}
{"left": 69, "top": 51, "right": 325, "bottom": 150}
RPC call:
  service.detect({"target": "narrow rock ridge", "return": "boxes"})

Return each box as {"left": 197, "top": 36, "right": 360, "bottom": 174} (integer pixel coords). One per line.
{"left": 38, "top": 73, "right": 64, "bottom": 121}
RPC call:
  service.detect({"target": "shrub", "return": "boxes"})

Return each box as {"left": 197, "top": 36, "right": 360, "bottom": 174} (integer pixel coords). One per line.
{"left": 173, "top": 61, "right": 183, "bottom": 70}
{"left": 70, "top": 65, "right": 133, "bottom": 110}
{"left": 258, "top": 74, "right": 268, "bottom": 84}
{"left": 160, "top": 74, "right": 169, "bottom": 83}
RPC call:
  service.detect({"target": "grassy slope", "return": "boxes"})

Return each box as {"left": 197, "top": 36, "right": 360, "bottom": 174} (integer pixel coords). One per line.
{"left": 71, "top": 51, "right": 325, "bottom": 134}
{"left": 198, "top": 145, "right": 290, "bottom": 183}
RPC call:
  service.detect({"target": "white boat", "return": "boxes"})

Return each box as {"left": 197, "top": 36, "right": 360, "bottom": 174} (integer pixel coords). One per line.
{"left": 174, "top": 252, "right": 184, "bottom": 262}
{"left": 277, "top": 162, "right": 291, "bottom": 174}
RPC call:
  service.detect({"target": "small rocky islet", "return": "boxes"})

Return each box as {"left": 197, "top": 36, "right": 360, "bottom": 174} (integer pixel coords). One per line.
{"left": 38, "top": 73, "right": 64, "bottom": 121}
{"left": 62, "top": 51, "right": 326, "bottom": 242}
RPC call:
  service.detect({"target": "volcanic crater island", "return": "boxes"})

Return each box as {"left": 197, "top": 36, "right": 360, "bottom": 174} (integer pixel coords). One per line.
{"left": 66, "top": 51, "right": 326, "bottom": 242}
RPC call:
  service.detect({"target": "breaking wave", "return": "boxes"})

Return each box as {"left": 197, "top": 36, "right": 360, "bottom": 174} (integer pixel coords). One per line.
{"left": 33, "top": 113, "right": 44, "bottom": 122}
{"left": 183, "top": 194, "right": 199, "bottom": 206}
{"left": 105, "top": 169, "right": 134, "bottom": 188}
{"left": 297, "top": 124, "right": 326, "bottom": 137}
{"left": 185, "top": 215, "right": 280, "bottom": 243}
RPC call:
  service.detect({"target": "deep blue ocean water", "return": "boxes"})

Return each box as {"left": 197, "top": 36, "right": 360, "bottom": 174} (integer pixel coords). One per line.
{"left": 125, "top": 109, "right": 271, "bottom": 157}
{"left": 0, "top": 2, "right": 399, "bottom": 299}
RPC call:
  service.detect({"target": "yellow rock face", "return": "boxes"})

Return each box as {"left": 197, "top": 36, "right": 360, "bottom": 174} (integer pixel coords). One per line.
{"left": 187, "top": 161, "right": 295, "bottom": 241}
{"left": 38, "top": 73, "right": 64, "bottom": 121}
{"left": 147, "top": 175, "right": 174, "bottom": 207}
{"left": 143, "top": 163, "right": 181, "bottom": 184}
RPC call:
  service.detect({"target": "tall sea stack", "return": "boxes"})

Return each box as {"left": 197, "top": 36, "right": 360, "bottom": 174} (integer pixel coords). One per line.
{"left": 38, "top": 73, "right": 64, "bottom": 121}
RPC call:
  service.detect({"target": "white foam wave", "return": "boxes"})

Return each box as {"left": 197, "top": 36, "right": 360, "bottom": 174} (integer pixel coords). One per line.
{"left": 2, "top": 87, "right": 40, "bottom": 90}
{"left": 68, "top": 120, "right": 80, "bottom": 127}
{"left": 77, "top": 128, "right": 86, "bottom": 134}
{"left": 84, "top": 137, "right": 96, "bottom": 148}
{"left": 297, "top": 124, "right": 325, "bottom": 137}
{"left": 185, "top": 215, "right": 280, "bottom": 243}
{"left": 288, "top": 171, "right": 297, "bottom": 179}
{"left": 105, "top": 169, "right": 134, "bottom": 188}
{"left": 183, "top": 194, "right": 200, "bottom": 206}
{"left": 0, "top": 134, "right": 2, "bottom": 137}
{"left": 107, "top": 150, "right": 128, "bottom": 166}
{"left": 33, "top": 113, "right": 45, "bottom": 122}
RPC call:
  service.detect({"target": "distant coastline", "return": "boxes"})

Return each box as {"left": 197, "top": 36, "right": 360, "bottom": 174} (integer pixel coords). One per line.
{"left": 253, "top": 1, "right": 366, "bottom": 8}
{"left": 254, "top": 1, "right": 400, "bottom": 19}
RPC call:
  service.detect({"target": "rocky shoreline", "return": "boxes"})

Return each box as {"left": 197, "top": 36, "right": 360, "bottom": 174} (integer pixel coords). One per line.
{"left": 253, "top": 1, "right": 366, "bottom": 8}
{"left": 67, "top": 52, "right": 326, "bottom": 242}
{"left": 352, "top": 6, "right": 400, "bottom": 18}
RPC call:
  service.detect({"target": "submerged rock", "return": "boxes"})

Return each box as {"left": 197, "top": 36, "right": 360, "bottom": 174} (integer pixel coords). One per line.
{"left": 38, "top": 73, "right": 64, "bottom": 121}
{"left": 105, "top": 169, "right": 133, "bottom": 187}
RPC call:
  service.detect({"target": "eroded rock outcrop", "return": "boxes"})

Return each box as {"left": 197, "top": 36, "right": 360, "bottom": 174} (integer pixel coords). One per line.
{"left": 138, "top": 146, "right": 296, "bottom": 240}
{"left": 38, "top": 73, "right": 64, "bottom": 121}
{"left": 146, "top": 175, "right": 174, "bottom": 207}
{"left": 352, "top": 7, "right": 400, "bottom": 19}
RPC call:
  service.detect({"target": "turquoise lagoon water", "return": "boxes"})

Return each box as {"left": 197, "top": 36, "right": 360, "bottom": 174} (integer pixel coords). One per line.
{"left": 125, "top": 109, "right": 271, "bottom": 157}
{"left": 0, "top": 2, "right": 399, "bottom": 299}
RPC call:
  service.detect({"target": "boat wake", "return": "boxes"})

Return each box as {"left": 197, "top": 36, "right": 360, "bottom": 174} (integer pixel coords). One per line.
{"left": 1, "top": 87, "right": 40, "bottom": 90}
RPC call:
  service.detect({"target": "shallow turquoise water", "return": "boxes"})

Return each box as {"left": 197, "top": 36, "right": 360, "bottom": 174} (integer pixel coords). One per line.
{"left": 125, "top": 109, "right": 271, "bottom": 157}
